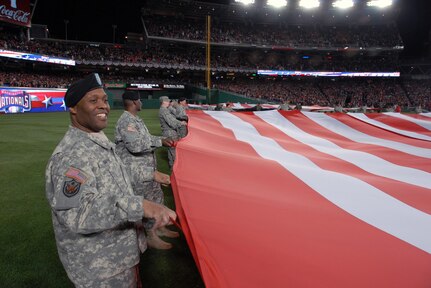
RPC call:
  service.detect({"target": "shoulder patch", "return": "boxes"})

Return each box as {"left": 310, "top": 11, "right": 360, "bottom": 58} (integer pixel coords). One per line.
{"left": 63, "top": 179, "right": 81, "bottom": 198}
{"left": 127, "top": 124, "right": 137, "bottom": 132}
{"left": 65, "top": 167, "right": 88, "bottom": 184}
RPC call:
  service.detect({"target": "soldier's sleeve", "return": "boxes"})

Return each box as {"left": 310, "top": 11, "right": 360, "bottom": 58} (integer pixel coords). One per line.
{"left": 46, "top": 153, "right": 144, "bottom": 234}
{"left": 176, "top": 107, "right": 188, "bottom": 121}
{"left": 161, "top": 108, "right": 184, "bottom": 129}
{"left": 117, "top": 118, "right": 161, "bottom": 154}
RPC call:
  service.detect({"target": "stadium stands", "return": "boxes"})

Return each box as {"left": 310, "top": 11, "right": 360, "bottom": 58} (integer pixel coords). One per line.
{"left": 0, "top": 0, "right": 429, "bottom": 111}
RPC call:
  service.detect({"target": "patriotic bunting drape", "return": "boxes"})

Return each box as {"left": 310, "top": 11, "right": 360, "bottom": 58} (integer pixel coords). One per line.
{"left": 171, "top": 110, "right": 431, "bottom": 288}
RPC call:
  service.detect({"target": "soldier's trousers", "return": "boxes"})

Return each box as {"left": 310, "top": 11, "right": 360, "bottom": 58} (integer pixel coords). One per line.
{"left": 167, "top": 147, "right": 176, "bottom": 169}
{"left": 136, "top": 180, "right": 164, "bottom": 230}
{"left": 75, "top": 265, "right": 139, "bottom": 288}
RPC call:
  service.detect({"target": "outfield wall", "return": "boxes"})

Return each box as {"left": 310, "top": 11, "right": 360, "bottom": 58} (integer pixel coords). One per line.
{"left": 1, "top": 86, "right": 258, "bottom": 113}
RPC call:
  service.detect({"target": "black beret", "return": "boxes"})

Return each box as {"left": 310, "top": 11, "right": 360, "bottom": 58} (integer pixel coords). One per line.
{"left": 64, "top": 73, "right": 103, "bottom": 107}
{"left": 122, "top": 91, "right": 140, "bottom": 100}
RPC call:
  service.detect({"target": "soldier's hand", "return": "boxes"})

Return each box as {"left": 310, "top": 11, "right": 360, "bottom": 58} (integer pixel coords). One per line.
{"left": 162, "top": 138, "right": 175, "bottom": 147}
{"left": 181, "top": 121, "right": 187, "bottom": 126}
{"left": 142, "top": 200, "right": 177, "bottom": 228}
{"left": 154, "top": 170, "right": 170, "bottom": 186}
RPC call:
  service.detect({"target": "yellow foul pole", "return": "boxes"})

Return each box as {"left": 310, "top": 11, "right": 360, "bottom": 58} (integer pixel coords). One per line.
{"left": 206, "top": 15, "right": 211, "bottom": 103}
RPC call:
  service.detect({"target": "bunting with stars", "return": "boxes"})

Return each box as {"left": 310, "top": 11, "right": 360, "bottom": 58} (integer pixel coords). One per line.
{"left": 0, "top": 88, "right": 67, "bottom": 113}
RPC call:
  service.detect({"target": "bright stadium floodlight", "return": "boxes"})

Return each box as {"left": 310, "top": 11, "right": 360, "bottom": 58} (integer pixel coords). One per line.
{"left": 332, "top": 0, "right": 354, "bottom": 9}
{"left": 367, "top": 0, "right": 392, "bottom": 8}
{"left": 299, "top": 0, "right": 320, "bottom": 9}
{"left": 235, "top": 0, "right": 255, "bottom": 5}
{"left": 267, "top": 0, "right": 287, "bottom": 8}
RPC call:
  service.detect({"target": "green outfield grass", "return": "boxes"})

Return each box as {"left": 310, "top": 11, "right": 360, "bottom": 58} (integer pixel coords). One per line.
{"left": 0, "top": 109, "right": 204, "bottom": 288}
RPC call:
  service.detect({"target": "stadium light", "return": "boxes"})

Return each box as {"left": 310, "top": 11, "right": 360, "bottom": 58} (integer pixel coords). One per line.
{"left": 366, "top": 0, "right": 392, "bottom": 8}
{"left": 267, "top": 0, "right": 287, "bottom": 8}
{"left": 299, "top": 0, "right": 320, "bottom": 9}
{"left": 235, "top": 0, "right": 255, "bottom": 5}
{"left": 332, "top": 0, "right": 354, "bottom": 9}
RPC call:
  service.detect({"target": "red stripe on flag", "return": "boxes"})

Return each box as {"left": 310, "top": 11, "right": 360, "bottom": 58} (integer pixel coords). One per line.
{"left": 172, "top": 110, "right": 431, "bottom": 288}
{"left": 233, "top": 111, "right": 431, "bottom": 214}
{"left": 328, "top": 113, "right": 431, "bottom": 148}
{"left": 356, "top": 113, "right": 431, "bottom": 137}
{"left": 288, "top": 111, "right": 431, "bottom": 173}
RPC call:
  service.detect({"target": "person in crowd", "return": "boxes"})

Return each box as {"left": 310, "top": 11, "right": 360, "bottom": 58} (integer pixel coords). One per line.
{"left": 115, "top": 91, "right": 179, "bottom": 251}
{"left": 159, "top": 96, "right": 187, "bottom": 169}
{"left": 45, "top": 73, "right": 177, "bottom": 287}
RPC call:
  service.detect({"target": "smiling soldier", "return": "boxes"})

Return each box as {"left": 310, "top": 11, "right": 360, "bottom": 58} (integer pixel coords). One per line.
{"left": 45, "top": 73, "right": 177, "bottom": 287}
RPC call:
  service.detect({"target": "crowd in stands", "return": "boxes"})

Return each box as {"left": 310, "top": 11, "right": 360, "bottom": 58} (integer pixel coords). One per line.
{"left": 0, "top": 70, "right": 191, "bottom": 88}
{"left": 0, "top": 23, "right": 429, "bottom": 111}
{"left": 214, "top": 78, "right": 430, "bottom": 111}
{"left": 0, "top": 29, "right": 399, "bottom": 72}
{"left": 403, "top": 80, "right": 431, "bottom": 107}
{"left": 144, "top": 15, "right": 402, "bottom": 48}
{"left": 215, "top": 78, "right": 328, "bottom": 106}
{"left": 1, "top": 69, "right": 429, "bottom": 111}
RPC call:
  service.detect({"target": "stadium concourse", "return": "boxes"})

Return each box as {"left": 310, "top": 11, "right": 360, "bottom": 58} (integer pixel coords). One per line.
{"left": 1, "top": 0, "right": 431, "bottom": 287}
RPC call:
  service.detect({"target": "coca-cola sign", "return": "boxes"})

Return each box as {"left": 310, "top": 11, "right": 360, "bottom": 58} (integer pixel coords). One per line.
{"left": 0, "top": 0, "right": 31, "bottom": 27}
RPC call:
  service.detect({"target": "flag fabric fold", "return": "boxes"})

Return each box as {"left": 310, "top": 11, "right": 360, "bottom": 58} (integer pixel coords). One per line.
{"left": 171, "top": 110, "right": 431, "bottom": 288}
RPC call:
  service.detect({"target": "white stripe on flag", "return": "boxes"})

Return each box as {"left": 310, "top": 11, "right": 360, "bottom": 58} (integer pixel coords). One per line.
{"left": 420, "top": 112, "right": 431, "bottom": 118}
{"left": 347, "top": 113, "right": 431, "bottom": 141}
{"left": 256, "top": 110, "right": 431, "bottom": 189}
{"left": 303, "top": 112, "right": 431, "bottom": 158}
{"left": 205, "top": 110, "right": 431, "bottom": 253}
{"left": 384, "top": 112, "right": 431, "bottom": 131}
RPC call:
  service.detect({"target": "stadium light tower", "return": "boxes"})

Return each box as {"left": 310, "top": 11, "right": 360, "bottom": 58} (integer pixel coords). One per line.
{"left": 332, "top": 0, "right": 354, "bottom": 9}
{"left": 234, "top": 0, "right": 255, "bottom": 5}
{"left": 367, "top": 0, "right": 392, "bottom": 8}
{"left": 112, "top": 24, "right": 117, "bottom": 44}
{"left": 64, "top": 19, "right": 69, "bottom": 40}
{"left": 299, "top": 0, "right": 320, "bottom": 9}
{"left": 267, "top": 0, "right": 287, "bottom": 8}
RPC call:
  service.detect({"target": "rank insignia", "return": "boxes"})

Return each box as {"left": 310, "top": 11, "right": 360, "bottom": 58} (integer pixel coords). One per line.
{"left": 63, "top": 179, "right": 81, "bottom": 198}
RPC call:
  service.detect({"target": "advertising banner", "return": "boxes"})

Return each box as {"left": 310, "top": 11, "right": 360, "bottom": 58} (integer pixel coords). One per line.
{"left": 0, "top": 87, "right": 67, "bottom": 113}
{"left": 0, "top": 0, "right": 31, "bottom": 27}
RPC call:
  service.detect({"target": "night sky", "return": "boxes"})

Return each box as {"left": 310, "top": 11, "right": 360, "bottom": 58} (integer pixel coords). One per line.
{"left": 30, "top": 0, "right": 431, "bottom": 60}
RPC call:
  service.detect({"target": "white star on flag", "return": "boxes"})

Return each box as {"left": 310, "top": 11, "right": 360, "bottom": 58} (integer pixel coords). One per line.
{"left": 61, "top": 100, "right": 67, "bottom": 111}
{"left": 42, "top": 96, "right": 53, "bottom": 109}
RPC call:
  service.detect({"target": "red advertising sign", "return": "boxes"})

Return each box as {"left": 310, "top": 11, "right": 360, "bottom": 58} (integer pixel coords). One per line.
{"left": 0, "top": 0, "right": 31, "bottom": 27}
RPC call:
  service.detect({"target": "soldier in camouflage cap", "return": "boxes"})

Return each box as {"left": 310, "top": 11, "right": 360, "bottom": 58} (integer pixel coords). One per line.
{"left": 115, "top": 91, "right": 179, "bottom": 250}
{"left": 45, "top": 73, "right": 177, "bottom": 287}
{"left": 175, "top": 97, "right": 189, "bottom": 139}
{"left": 158, "top": 96, "right": 187, "bottom": 169}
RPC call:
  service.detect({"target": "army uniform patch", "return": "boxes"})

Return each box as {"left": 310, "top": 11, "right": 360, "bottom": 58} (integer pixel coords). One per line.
{"left": 127, "top": 124, "right": 137, "bottom": 132}
{"left": 65, "top": 167, "right": 88, "bottom": 184}
{"left": 63, "top": 179, "right": 81, "bottom": 198}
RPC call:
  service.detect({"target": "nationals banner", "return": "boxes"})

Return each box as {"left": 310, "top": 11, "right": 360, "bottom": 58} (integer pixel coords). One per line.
{"left": 171, "top": 110, "right": 431, "bottom": 288}
{"left": 0, "top": 0, "right": 31, "bottom": 27}
{"left": 0, "top": 87, "right": 67, "bottom": 113}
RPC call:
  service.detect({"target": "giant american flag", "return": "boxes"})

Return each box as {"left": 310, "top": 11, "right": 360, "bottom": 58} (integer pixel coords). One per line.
{"left": 171, "top": 110, "right": 431, "bottom": 288}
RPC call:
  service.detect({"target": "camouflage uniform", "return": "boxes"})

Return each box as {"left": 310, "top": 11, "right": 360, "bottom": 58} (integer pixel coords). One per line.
{"left": 159, "top": 106, "right": 184, "bottom": 168}
{"left": 175, "top": 105, "right": 188, "bottom": 139}
{"left": 45, "top": 126, "right": 143, "bottom": 287}
{"left": 115, "top": 111, "right": 165, "bottom": 205}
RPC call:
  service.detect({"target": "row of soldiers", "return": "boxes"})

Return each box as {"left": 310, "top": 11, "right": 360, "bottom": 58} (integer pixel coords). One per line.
{"left": 45, "top": 73, "right": 187, "bottom": 287}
